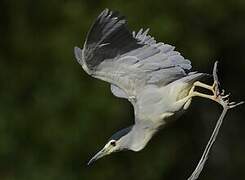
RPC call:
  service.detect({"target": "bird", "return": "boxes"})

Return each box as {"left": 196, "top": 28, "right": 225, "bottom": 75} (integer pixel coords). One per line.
{"left": 74, "top": 9, "right": 222, "bottom": 166}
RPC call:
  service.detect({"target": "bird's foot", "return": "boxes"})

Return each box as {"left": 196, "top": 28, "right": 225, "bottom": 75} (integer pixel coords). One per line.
{"left": 212, "top": 87, "right": 244, "bottom": 109}
{"left": 210, "top": 61, "right": 244, "bottom": 109}
{"left": 189, "top": 61, "right": 244, "bottom": 109}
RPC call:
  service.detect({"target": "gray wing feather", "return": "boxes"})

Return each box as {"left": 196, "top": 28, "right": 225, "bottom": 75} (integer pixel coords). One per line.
{"left": 82, "top": 9, "right": 142, "bottom": 70}
{"left": 75, "top": 9, "right": 193, "bottom": 99}
{"left": 147, "top": 67, "right": 186, "bottom": 85}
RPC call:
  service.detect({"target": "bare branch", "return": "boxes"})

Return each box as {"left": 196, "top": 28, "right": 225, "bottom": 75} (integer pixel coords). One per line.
{"left": 187, "top": 61, "right": 244, "bottom": 180}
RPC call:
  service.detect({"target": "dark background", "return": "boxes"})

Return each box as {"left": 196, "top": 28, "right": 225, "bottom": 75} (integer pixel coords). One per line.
{"left": 1, "top": 0, "right": 245, "bottom": 179}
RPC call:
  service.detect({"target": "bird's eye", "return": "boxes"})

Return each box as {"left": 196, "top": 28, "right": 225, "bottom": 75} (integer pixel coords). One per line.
{"left": 110, "top": 140, "right": 116, "bottom": 147}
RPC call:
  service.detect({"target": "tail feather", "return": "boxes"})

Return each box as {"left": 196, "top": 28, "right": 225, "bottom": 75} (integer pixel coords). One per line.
{"left": 183, "top": 72, "right": 210, "bottom": 84}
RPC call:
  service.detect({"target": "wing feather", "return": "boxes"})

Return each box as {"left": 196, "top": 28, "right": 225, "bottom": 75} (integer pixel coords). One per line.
{"left": 75, "top": 9, "right": 193, "bottom": 99}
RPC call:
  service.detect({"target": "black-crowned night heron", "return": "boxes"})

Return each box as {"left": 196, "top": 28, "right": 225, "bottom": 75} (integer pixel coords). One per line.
{"left": 74, "top": 9, "right": 233, "bottom": 165}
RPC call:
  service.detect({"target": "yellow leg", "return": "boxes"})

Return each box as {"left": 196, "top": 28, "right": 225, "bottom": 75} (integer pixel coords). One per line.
{"left": 192, "top": 81, "right": 218, "bottom": 94}
{"left": 186, "top": 81, "right": 219, "bottom": 104}
{"left": 190, "top": 91, "right": 217, "bottom": 103}
{"left": 193, "top": 81, "right": 214, "bottom": 92}
{"left": 181, "top": 61, "right": 244, "bottom": 109}
{"left": 177, "top": 83, "right": 217, "bottom": 110}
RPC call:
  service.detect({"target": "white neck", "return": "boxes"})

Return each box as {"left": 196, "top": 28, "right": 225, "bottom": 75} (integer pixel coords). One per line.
{"left": 120, "top": 123, "right": 159, "bottom": 152}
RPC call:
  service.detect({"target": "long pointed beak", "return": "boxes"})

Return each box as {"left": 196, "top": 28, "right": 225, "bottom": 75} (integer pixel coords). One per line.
{"left": 87, "top": 148, "right": 107, "bottom": 166}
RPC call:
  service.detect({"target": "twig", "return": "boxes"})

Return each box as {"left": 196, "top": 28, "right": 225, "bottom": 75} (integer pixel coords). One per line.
{"left": 187, "top": 106, "right": 228, "bottom": 180}
{"left": 187, "top": 61, "right": 244, "bottom": 180}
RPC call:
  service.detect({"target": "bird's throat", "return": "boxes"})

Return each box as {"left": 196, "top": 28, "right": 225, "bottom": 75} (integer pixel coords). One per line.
{"left": 128, "top": 124, "right": 158, "bottom": 152}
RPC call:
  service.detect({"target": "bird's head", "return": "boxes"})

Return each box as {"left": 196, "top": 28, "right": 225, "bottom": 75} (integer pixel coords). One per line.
{"left": 87, "top": 139, "right": 120, "bottom": 166}
{"left": 87, "top": 127, "right": 132, "bottom": 166}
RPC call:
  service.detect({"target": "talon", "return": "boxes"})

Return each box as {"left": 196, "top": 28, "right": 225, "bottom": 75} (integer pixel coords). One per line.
{"left": 222, "top": 93, "right": 230, "bottom": 99}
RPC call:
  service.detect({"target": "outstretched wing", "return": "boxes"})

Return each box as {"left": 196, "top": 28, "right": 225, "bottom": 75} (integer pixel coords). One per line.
{"left": 74, "top": 9, "right": 192, "bottom": 99}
